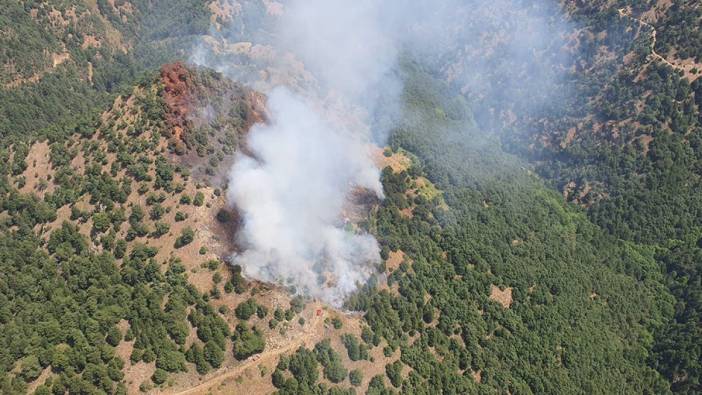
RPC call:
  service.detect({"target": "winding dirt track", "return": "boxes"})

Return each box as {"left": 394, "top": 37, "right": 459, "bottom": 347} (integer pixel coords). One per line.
{"left": 618, "top": 8, "right": 688, "bottom": 74}
{"left": 171, "top": 303, "right": 327, "bottom": 395}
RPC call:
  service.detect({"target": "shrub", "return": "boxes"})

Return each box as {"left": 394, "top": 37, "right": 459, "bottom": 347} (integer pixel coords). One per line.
{"left": 151, "top": 222, "right": 170, "bottom": 237}
{"left": 232, "top": 324, "right": 265, "bottom": 360}
{"left": 206, "top": 259, "right": 219, "bottom": 270}
{"left": 235, "top": 299, "right": 258, "bottom": 320}
{"left": 349, "top": 369, "right": 363, "bottom": 386}
{"left": 331, "top": 317, "right": 343, "bottom": 329}
{"left": 193, "top": 191, "right": 205, "bottom": 206}
{"left": 152, "top": 368, "right": 167, "bottom": 385}
{"left": 216, "top": 209, "right": 233, "bottom": 223}
{"left": 174, "top": 227, "right": 194, "bottom": 248}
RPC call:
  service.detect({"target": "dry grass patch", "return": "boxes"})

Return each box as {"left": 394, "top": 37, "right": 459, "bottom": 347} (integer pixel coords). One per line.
{"left": 25, "top": 367, "right": 52, "bottom": 394}
{"left": 385, "top": 250, "right": 405, "bottom": 272}
{"left": 489, "top": 285, "right": 513, "bottom": 309}
{"left": 372, "top": 146, "right": 411, "bottom": 173}
{"left": 20, "top": 141, "right": 55, "bottom": 198}
{"left": 471, "top": 370, "right": 482, "bottom": 383}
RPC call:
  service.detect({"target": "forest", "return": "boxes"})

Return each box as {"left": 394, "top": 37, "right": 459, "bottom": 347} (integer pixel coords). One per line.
{"left": 1, "top": 0, "right": 701, "bottom": 393}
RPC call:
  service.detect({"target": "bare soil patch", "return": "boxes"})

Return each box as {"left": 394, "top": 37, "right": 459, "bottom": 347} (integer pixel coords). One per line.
{"left": 262, "top": 0, "right": 284, "bottom": 16}
{"left": 26, "top": 367, "right": 52, "bottom": 394}
{"left": 20, "top": 140, "right": 55, "bottom": 198}
{"left": 489, "top": 285, "right": 513, "bottom": 309}
{"left": 385, "top": 250, "right": 405, "bottom": 272}
{"left": 372, "top": 147, "right": 411, "bottom": 173}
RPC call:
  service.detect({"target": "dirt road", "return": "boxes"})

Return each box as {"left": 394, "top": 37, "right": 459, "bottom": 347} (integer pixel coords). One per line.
{"left": 171, "top": 303, "right": 328, "bottom": 395}
{"left": 618, "top": 8, "right": 700, "bottom": 80}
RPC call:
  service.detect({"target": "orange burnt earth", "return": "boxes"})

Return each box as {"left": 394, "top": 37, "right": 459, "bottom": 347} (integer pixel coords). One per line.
{"left": 161, "top": 62, "right": 268, "bottom": 134}
{"left": 161, "top": 62, "right": 194, "bottom": 143}
{"left": 245, "top": 89, "right": 268, "bottom": 126}
{"left": 158, "top": 62, "right": 269, "bottom": 184}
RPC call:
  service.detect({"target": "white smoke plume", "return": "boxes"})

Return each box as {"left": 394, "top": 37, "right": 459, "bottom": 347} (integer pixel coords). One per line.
{"left": 192, "top": 0, "right": 571, "bottom": 304}
{"left": 228, "top": 88, "right": 382, "bottom": 304}
{"left": 275, "top": 0, "right": 400, "bottom": 104}
{"left": 223, "top": 0, "right": 403, "bottom": 304}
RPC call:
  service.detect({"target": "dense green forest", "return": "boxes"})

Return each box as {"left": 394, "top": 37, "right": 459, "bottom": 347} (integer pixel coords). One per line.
{"left": 492, "top": 1, "right": 702, "bottom": 391}
{"left": 410, "top": 0, "right": 701, "bottom": 390}
{"left": 251, "top": 63, "right": 688, "bottom": 394}
{"left": 341, "top": 64, "right": 674, "bottom": 393}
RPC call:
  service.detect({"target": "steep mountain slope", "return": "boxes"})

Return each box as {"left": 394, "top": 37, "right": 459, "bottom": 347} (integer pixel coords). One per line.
{"left": 407, "top": 0, "right": 702, "bottom": 390}
{"left": 2, "top": 0, "right": 702, "bottom": 394}
{"left": 0, "top": 65, "right": 252, "bottom": 394}
{"left": 0, "top": 64, "right": 403, "bottom": 395}
{"left": 0, "top": 0, "right": 215, "bottom": 139}
{"left": 341, "top": 65, "right": 674, "bottom": 394}
{"left": 475, "top": 1, "right": 702, "bottom": 390}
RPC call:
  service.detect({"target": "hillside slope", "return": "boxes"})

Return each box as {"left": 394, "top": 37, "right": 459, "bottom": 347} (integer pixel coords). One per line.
{"left": 0, "top": 0, "right": 216, "bottom": 139}
{"left": 2, "top": 0, "right": 702, "bottom": 393}
{"left": 341, "top": 66, "right": 674, "bottom": 394}
{"left": 483, "top": 2, "right": 702, "bottom": 390}
{"left": 0, "top": 64, "right": 405, "bottom": 395}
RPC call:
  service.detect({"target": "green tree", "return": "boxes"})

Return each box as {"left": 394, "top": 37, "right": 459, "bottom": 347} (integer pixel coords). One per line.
{"left": 314, "top": 340, "right": 347, "bottom": 384}
{"left": 106, "top": 326, "right": 122, "bottom": 347}
{"left": 152, "top": 369, "right": 167, "bottom": 385}
{"left": 19, "top": 355, "right": 41, "bottom": 382}
{"left": 232, "top": 324, "right": 265, "bottom": 360}
{"left": 386, "top": 361, "right": 402, "bottom": 388}
{"left": 349, "top": 369, "right": 363, "bottom": 386}
{"left": 235, "top": 299, "right": 258, "bottom": 320}
{"left": 193, "top": 191, "right": 205, "bottom": 206}
{"left": 203, "top": 341, "right": 224, "bottom": 368}
{"left": 174, "top": 227, "right": 194, "bottom": 248}
{"left": 92, "top": 212, "right": 111, "bottom": 234}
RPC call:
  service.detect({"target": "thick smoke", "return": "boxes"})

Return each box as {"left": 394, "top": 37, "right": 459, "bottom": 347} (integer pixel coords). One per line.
{"left": 192, "top": 0, "right": 571, "bottom": 304}
{"left": 275, "top": 0, "right": 400, "bottom": 105}
{"left": 228, "top": 88, "right": 382, "bottom": 304}
{"left": 219, "top": 0, "right": 404, "bottom": 304}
